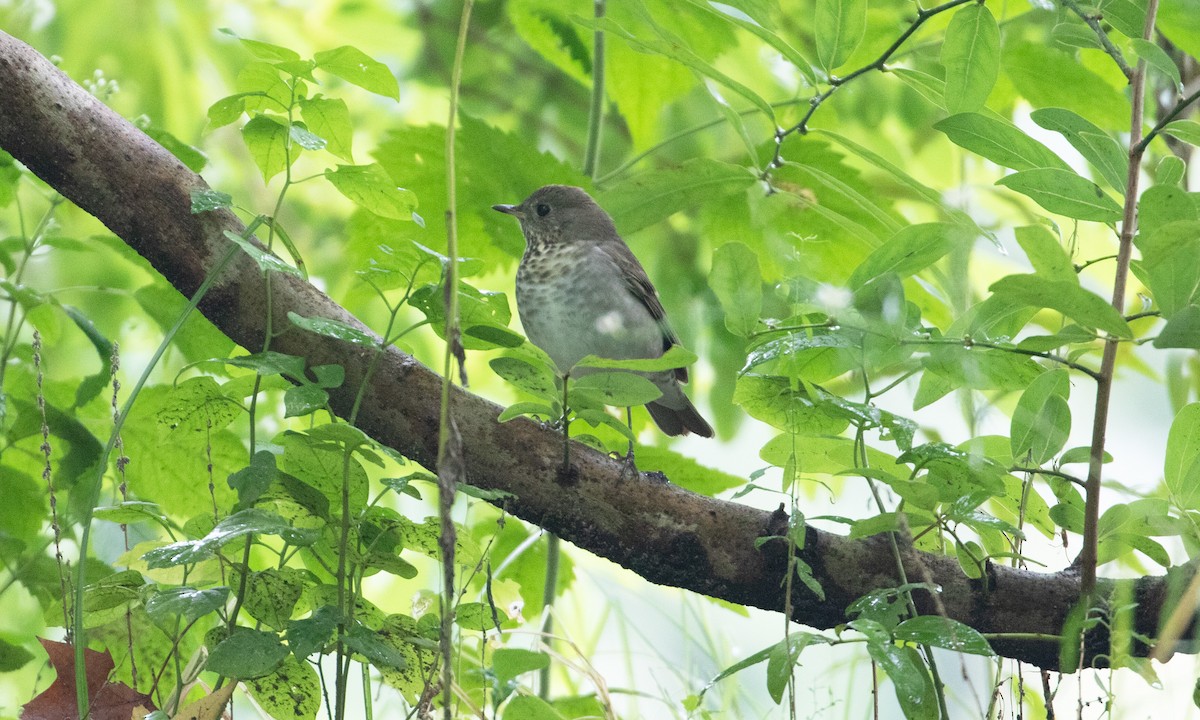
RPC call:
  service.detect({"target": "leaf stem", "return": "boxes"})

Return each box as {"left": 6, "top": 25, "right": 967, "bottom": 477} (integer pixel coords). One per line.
{"left": 438, "top": 3, "right": 474, "bottom": 718}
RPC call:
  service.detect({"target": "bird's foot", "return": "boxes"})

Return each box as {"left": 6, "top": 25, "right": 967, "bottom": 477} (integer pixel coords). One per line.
{"left": 611, "top": 447, "right": 639, "bottom": 480}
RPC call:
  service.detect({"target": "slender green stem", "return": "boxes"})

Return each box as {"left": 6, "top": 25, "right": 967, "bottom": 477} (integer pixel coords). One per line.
{"left": 582, "top": 0, "right": 607, "bottom": 178}
{"left": 437, "top": 4, "right": 474, "bottom": 718}
{"left": 538, "top": 533, "right": 561, "bottom": 699}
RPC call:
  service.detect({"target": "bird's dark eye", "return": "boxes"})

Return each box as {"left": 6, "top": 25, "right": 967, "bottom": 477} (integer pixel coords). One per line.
{"left": 535, "top": 203, "right": 551, "bottom": 217}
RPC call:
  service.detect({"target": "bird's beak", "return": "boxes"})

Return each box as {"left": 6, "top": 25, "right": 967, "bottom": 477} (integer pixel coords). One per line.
{"left": 492, "top": 203, "right": 523, "bottom": 217}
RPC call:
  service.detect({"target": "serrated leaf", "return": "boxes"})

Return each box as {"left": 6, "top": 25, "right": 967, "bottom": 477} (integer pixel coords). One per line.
{"left": 598, "top": 158, "right": 754, "bottom": 235}
{"left": 996, "top": 169, "right": 1123, "bottom": 223}
{"left": 941, "top": 4, "right": 1000, "bottom": 113}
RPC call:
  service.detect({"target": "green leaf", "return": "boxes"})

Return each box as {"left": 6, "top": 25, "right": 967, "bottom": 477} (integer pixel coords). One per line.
{"left": 220, "top": 29, "right": 301, "bottom": 62}
{"left": 503, "top": 696, "right": 565, "bottom": 720}
{"left": 1015, "top": 225, "right": 1076, "bottom": 283}
{"left": 632, "top": 445, "right": 745, "bottom": 496}
{"left": 287, "top": 311, "right": 378, "bottom": 346}
{"left": 246, "top": 655, "right": 320, "bottom": 720}
{"left": 190, "top": 188, "right": 233, "bottom": 213}
{"left": 1011, "top": 369, "right": 1071, "bottom": 465}
{"left": 325, "top": 164, "right": 418, "bottom": 221}
{"left": 313, "top": 45, "right": 399, "bottom": 99}
{"left": 815, "top": 0, "right": 866, "bottom": 72}
{"left": 299, "top": 96, "right": 353, "bottom": 160}
{"left": 144, "top": 586, "right": 229, "bottom": 627}
{"left": 893, "top": 616, "right": 996, "bottom": 656}
{"left": 683, "top": 0, "right": 817, "bottom": 86}
{"left": 1164, "top": 120, "right": 1200, "bottom": 147}
{"left": 1165, "top": 403, "right": 1200, "bottom": 511}
{"left": 574, "top": 345, "right": 698, "bottom": 373}
{"left": 1154, "top": 305, "right": 1200, "bottom": 349}
{"left": 287, "top": 606, "right": 339, "bottom": 659}
{"left": 1029, "top": 108, "right": 1128, "bottom": 194}
{"left": 934, "top": 113, "right": 1069, "bottom": 172}
{"left": 598, "top": 158, "right": 754, "bottom": 235}
{"left": 206, "top": 628, "right": 289, "bottom": 679}
{"left": 207, "top": 92, "right": 256, "bottom": 128}
{"left": 941, "top": 4, "right": 1000, "bottom": 113}
{"left": 490, "top": 355, "right": 559, "bottom": 400}
{"left": 866, "top": 642, "right": 938, "bottom": 720}
{"left": 996, "top": 169, "right": 1123, "bottom": 223}
{"left": 242, "top": 114, "right": 292, "bottom": 182}
{"left": 989, "top": 275, "right": 1130, "bottom": 337}
{"left": 1002, "top": 42, "right": 1130, "bottom": 128}
{"left": 144, "top": 508, "right": 320, "bottom": 568}
{"left": 848, "top": 222, "right": 976, "bottom": 290}
{"left": 0, "top": 638, "right": 34, "bottom": 672}
{"left": 492, "top": 648, "right": 550, "bottom": 685}
{"left": 1131, "top": 38, "right": 1183, "bottom": 91}
{"left": 94, "top": 501, "right": 168, "bottom": 527}
{"left": 241, "top": 568, "right": 307, "bottom": 630}
{"left": 345, "top": 624, "right": 409, "bottom": 669}
{"left": 1156, "top": 156, "right": 1186, "bottom": 187}
{"left": 734, "top": 374, "right": 848, "bottom": 436}
{"left": 224, "top": 230, "right": 303, "bottom": 278}
{"left": 709, "top": 242, "right": 762, "bottom": 336}
{"left": 582, "top": 11, "right": 774, "bottom": 121}
{"left": 1133, "top": 220, "right": 1200, "bottom": 316}
{"left": 228, "top": 450, "right": 279, "bottom": 506}
{"left": 571, "top": 372, "right": 663, "bottom": 407}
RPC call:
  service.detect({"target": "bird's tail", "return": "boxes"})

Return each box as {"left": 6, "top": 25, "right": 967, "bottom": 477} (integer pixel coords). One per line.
{"left": 647, "top": 396, "right": 714, "bottom": 438}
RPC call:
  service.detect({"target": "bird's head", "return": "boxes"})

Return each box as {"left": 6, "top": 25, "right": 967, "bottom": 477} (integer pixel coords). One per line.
{"left": 493, "top": 185, "right": 616, "bottom": 248}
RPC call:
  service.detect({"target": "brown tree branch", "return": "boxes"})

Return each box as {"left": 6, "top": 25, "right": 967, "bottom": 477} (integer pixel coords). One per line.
{"left": 0, "top": 29, "right": 1190, "bottom": 672}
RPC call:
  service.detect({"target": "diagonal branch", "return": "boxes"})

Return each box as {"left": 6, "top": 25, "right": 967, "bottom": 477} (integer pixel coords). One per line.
{"left": 0, "top": 29, "right": 1192, "bottom": 673}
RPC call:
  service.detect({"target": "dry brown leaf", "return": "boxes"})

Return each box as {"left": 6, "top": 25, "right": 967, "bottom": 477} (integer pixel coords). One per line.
{"left": 21, "top": 638, "right": 156, "bottom": 720}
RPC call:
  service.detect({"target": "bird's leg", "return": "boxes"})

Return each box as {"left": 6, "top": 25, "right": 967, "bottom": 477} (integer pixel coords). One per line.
{"left": 618, "top": 406, "right": 638, "bottom": 479}
{"left": 560, "top": 373, "right": 571, "bottom": 474}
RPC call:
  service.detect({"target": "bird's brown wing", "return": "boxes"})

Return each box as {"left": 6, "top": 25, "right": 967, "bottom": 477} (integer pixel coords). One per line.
{"left": 599, "top": 241, "right": 689, "bottom": 383}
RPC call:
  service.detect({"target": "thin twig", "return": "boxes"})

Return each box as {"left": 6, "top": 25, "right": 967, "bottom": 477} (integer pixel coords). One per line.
{"left": 769, "top": 0, "right": 976, "bottom": 171}
{"left": 1058, "top": 0, "right": 1134, "bottom": 80}
{"left": 1134, "top": 86, "right": 1200, "bottom": 153}
{"left": 1079, "top": 0, "right": 1161, "bottom": 599}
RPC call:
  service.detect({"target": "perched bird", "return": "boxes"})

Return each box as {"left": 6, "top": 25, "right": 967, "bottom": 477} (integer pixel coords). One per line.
{"left": 493, "top": 185, "right": 713, "bottom": 438}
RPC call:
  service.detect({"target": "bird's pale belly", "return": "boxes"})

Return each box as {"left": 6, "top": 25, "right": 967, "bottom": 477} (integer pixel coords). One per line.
{"left": 517, "top": 260, "right": 662, "bottom": 374}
